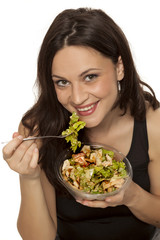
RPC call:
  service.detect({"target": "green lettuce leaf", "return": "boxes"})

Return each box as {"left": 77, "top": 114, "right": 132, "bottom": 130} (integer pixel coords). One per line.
{"left": 62, "top": 112, "right": 86, "bottom": 152}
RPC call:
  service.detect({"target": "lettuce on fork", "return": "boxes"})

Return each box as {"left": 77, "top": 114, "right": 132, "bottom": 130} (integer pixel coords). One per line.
{"left": 62, "top": 112, "right": 86, "bottom": 152}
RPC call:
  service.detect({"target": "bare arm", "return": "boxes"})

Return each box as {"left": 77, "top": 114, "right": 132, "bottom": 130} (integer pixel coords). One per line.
{"left": 2, "top": 125, "right": 57, "bottom": 240}
{"left": 124, "top": 107, "right": 160, "bottom": 227}
{"left": 124, "top": 182, "right": 160, "bottom": 227}
{"left": 77, "top": 107, "right": 160, "bottom": 228}
{"left": 17, "top": 174, "right": 57, "bottom": 240}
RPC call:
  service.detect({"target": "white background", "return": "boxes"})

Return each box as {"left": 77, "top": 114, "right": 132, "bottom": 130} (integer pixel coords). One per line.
{"left": 0, "top": 0, "right": 159, "bottom": 239}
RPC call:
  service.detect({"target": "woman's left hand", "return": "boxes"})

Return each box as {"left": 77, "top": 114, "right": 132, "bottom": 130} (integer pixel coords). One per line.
{"left": 76, "top": 181, "right": 135, "bottom": 208}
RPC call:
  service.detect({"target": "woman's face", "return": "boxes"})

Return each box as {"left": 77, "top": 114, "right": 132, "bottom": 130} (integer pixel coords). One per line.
{"left": 52, "top": 46, "right": 124, "bottom": 128}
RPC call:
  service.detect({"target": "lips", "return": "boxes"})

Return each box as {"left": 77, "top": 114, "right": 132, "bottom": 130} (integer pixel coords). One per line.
{"left": 77, "top": 103, "right": 95, "bottom": 112}
{"left": 76, "top": 101, "right": 99, "bottom": 116}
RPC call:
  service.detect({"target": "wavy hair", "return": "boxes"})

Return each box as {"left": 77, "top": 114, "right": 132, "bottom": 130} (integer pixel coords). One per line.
{"left": 22, "top": 8, "right": 159, "bottom": 192}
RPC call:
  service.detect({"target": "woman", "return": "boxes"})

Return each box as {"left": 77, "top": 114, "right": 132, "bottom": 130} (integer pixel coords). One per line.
{"left": 3, "top": 8, "right": 160, "bottom": 240}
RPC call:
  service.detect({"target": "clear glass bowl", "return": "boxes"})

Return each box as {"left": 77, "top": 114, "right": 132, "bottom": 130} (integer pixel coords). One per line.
{"left": 56, "top": 143, "right": 133, "bottom": 201}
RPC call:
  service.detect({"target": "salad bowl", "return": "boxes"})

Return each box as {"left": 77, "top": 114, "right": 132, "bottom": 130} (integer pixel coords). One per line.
{"left": 57, "top": 143, "right": 133, "bottom": 201}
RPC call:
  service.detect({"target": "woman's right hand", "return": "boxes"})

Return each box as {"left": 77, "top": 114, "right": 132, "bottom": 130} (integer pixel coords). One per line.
{"left": 2, "top": 133, "right": 40, "bottom": 179}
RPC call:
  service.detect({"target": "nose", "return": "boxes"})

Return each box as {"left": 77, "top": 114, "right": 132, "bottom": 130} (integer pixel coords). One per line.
{"left": 70, "top": 83, "right": 88, "bottom": 105}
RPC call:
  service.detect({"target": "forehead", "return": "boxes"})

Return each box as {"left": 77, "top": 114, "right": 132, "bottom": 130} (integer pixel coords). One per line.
{"left": 51, "top": 46, "right": 111, "bottom": 75}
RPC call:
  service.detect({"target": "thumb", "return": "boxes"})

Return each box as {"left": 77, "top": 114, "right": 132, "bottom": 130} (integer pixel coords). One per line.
{"left": 12, "top": 132, "right": 19, "bottom": 139}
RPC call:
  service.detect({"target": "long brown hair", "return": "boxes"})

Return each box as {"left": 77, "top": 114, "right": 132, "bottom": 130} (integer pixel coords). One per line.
{"left": 22, "top": 8, "right": 159, "bottom": 191}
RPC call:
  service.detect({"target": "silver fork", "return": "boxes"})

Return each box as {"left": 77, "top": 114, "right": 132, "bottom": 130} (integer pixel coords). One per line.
{"left": 1, "top": 133, "right": 71, "bottom": 144}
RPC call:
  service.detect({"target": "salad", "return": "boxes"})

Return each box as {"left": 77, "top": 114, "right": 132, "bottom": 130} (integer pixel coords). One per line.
{"left": 62, "top": 112, "right": 86, "bottom": 152}
{"left": 62, "top": 145, "right": 127, "bottom": 194}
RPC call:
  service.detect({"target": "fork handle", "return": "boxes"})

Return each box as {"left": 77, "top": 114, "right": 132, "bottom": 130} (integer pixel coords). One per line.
{"left": 23, "top": 135, "right": 66, "bottom": 141}
{"left": 23, "top": 136, "right": 51, "bottom": 141}
{"left": 1, "top": 135, "right": 67, "bottom": 144}
{"left": 1, "top": 132, "right": 72, "bottom": 144}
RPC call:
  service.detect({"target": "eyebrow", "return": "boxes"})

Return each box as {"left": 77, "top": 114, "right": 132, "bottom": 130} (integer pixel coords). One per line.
{"left": 52, "top": 68, "right": 101, "bottom": 79}
{"left": 79, "top": 68, "right": 101, "bottom": 77}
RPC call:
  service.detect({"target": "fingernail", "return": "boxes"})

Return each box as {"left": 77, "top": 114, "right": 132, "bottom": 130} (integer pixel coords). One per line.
{"left": 17, "top": 135, "right": 23, "bottom": 140}
{"left": 82, "top": 201, "right": 89, "bottom": 206}
{"left": 105, "top": 198, "right": 111, "bottom": 202}
{"left": 12, "top": 132, "right": 19, "bottom": 138}
{"left": 34, "top": 148, "right": 38, "bottom": 153}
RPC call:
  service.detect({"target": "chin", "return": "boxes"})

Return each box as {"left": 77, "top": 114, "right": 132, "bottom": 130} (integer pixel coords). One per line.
{"left": 84, "top": 118, "right": 101, "bottom": 129}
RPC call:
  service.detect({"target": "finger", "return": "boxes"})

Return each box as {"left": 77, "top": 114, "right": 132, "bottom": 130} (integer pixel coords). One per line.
{"left": 30, "top": 147, "right": 39, "bottom": 168}
{"left": 77, "top": 200, "right": 109, "bottom": 208}
{"left": 17, "top": 143, "right": 38, "bottom": 170}
{"left": 5, "top": 143, "right": 36, "bottom": 173}
{"left": 12, "top": 140, "right": 36, "bottom": 166}
{"left": 12, "top": 132, "right": 19, "bottom": 139}
{"left": 105, "top": 191, "right": 124, "bottom": 204}
{"left": 3, "top": 135, "right": 23, "bottom": 160}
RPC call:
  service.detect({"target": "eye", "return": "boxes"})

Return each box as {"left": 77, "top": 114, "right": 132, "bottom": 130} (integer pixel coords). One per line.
{"left": 54, "top": 80, "right": 70, "bottom": 87}
{"left": 84, "top": 74, "right": 98, "bottom": 82}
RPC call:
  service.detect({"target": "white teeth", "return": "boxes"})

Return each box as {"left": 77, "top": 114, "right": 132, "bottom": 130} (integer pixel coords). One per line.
{"left": 77, "top": 104, "right": 95, "bottom": 112}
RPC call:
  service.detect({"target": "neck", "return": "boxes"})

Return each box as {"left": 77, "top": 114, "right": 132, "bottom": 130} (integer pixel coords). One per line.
{"left": 86, "top": 107, "right": 130, "bottom": 144}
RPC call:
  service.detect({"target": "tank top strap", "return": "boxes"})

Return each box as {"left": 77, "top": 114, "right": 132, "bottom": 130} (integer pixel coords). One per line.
{"left": 127, "top": 118, "right": 150, "bottom": 169}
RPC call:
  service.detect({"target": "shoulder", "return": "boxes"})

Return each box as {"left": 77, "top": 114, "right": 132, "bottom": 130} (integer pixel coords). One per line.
{"left": 146, "top": 106, "right": 160, "bottom": 161}
{"left": 146, "top": 106, "right": 160, "bottom": 195}
{"left": 147, "top": 106, "right": 160, "bottom": 127}
{"left": 146, "top": 106, "right": 160, "bottom": 136}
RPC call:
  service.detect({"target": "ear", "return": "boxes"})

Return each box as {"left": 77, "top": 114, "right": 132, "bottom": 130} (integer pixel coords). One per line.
{"left": 116, "top": 56, "right": 124, "bottom": 81}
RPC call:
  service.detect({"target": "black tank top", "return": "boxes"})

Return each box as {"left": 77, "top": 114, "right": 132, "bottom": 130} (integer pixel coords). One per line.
{"left": 56, "top": 119, "right": 156, "bottom": 240}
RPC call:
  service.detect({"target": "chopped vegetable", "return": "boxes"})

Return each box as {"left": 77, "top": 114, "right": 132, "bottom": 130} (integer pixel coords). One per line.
{"left": 62, "top": 145, "right": 128, "bottom": 194}
{"left": 62, "top": 112, "right": 86, "bottom": 152}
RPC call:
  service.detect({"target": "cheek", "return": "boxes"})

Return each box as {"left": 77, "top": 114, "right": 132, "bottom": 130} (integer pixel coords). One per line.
{"left": 92, "top": 79, "right": 117, "bottom": 98}
{"left": 55, "top": 89, "right": 66, "bottom": 105}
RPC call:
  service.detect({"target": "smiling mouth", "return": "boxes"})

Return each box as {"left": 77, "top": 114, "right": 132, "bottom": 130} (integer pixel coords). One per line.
{"left": 77, "top": 103, "right": 96, "bottom": 112}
